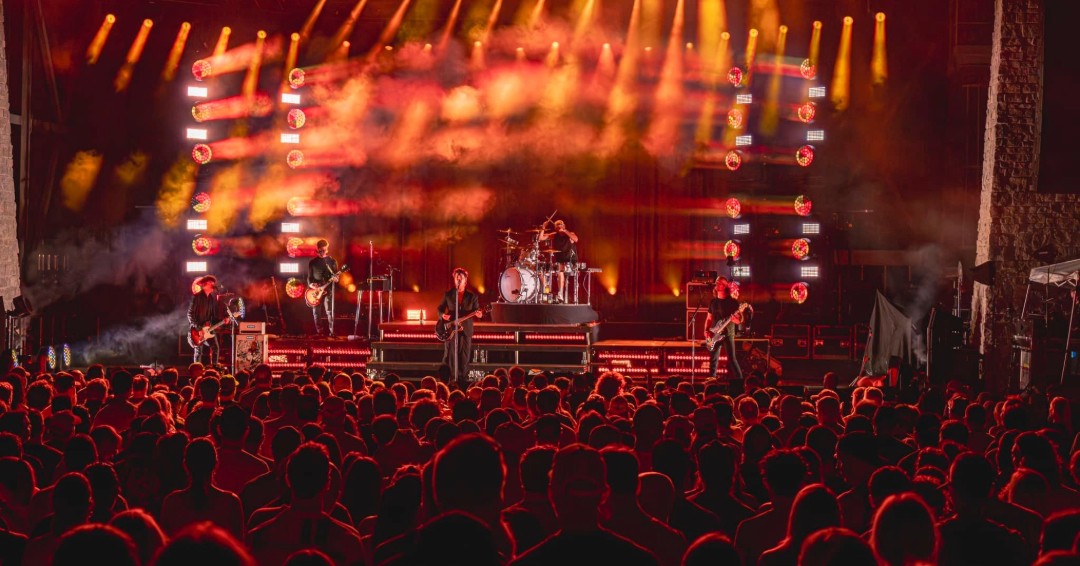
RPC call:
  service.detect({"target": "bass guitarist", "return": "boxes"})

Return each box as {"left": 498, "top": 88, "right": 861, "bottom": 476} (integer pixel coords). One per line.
{"left": 438, "top": 268, "right": 480, "bottom": 389}
{"left": 189, "top": 275, "right": 226, "bottom": 365}
{"left": 308, "top": 239, "right": 339, "bottom": 337}
{"left": 704, "top": 276, "right": 744, "bottom": 380}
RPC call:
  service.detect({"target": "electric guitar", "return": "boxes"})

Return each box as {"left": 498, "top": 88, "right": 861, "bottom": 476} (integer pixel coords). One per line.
{"left": 305, "top": 265, "right": 350, "bottom": 307}
{"left": 435, "top": 305, "right": 492, "bottom": 342}
{"left": 189, "top": 312, "right": 241, "bottom": 347}
{"left": 704, "top": 302, "right": 752, "bottom": 352}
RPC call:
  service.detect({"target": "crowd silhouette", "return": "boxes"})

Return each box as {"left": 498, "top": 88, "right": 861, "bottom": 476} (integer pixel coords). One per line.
{"left": 3, "top": 361, "right": 1080, "bottom": 566}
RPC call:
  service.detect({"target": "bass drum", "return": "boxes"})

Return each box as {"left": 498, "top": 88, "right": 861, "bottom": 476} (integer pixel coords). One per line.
{"left": 500, "top": 266, "right": 539, "bottom": 303}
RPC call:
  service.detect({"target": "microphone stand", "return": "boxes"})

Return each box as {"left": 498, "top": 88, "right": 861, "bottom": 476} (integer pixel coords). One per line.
{"left": 454, "top": 281, "right": 460, "bottom": 389}
{"left": 367, "top": 241, "right": 375, "bottom": 339}
{"left": 689, "top": 284, "right": 709, "bottom": 385}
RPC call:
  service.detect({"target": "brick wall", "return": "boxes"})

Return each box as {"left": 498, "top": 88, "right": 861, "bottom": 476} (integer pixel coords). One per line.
{"left": 972, "top": 0, "right": 1080, "bottom": 391}
{"left": 0, "top": 2, "right": 22, "bottom": 311}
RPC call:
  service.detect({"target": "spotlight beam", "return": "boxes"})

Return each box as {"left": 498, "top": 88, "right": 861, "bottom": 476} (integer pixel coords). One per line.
{"left": 162, "top": 22, "right": 192, "bottom": 82}
{"left": 436, "top": 0, "right": 465, "bottom": 54}
{"left": 366, "top": 0, "right": 414, "bottom": 59}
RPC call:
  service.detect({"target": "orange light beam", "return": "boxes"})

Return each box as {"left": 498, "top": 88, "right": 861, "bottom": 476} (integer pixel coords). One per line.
{"left": 644, "top": 0, "right": 685, "bottom": 155}
{"left": 242, "top": 31, "right": 266, "bottom": 101}
{"left": 86, "top": 14, "right": 116, "bottom": 65}
{"left": 480, "top": 0, "right": 505, "bottom": 44}
{"left": 283, "top": 33, "right": 300, "bottom": 90}
{"left": 744, "top": 28, "right": 758, "bottom": 84}
{"left": 571, "top": 0, "right": 596, "bottom": 47}
{"left": 161, "top": 22, "right": 192, "bottom": 81}
{"left": 213, "top": 27, "right": 232, "bottom": 58}
{"left": 695, "top": 30, "right": 730, "bottom": 144}
{"left": 872, "top": 13, "right": 887, "bottom": 85}
{"left": 300, "top": 0, "right": 329, "bottom": 42}
{"left": 192, "top": 93, "right": 274, "bottom": 122}
{"left": 327, "top": 0, "right": 370, "bottom": 58}
{"left": 760, "top": 24, "right": 787, "bottom": 134}
{"left": 599, "top": 0, "right": 642, "bottom": 155}
{"left": 114, "top": 19, "right": 154, "bottom": 92}
{"left": 831, "top": 16, "right": 853, "bottom": 111}
{"left": 697, "top": 0, "right": 726, "bottom": 71}
{"left": 367, "top": 0, "right": 414, "bottom": 59}
{"left": 472, "top": 41, "right": 486, "bottom": 70}
{"left": 437, "top": 0, "right": 465, "bottom": 55}
{"left": 809, "top": 20, "right": 822, "bottom": 67}
{"left": 528, "top": 0, "right": 547, "bottom": 29}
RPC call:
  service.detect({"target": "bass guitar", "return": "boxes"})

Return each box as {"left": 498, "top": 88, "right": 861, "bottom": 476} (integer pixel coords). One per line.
{"left": 305, "top": 265, "right": 350, "bottom": 307}
{"left": 189, "top": 312, "right": 241, "bottom": 347}
{"left": 704, "top": 302, "right": 752, "bottom": 352}
{"left": 435, "top": 305, "right": 492, "bottom": 342}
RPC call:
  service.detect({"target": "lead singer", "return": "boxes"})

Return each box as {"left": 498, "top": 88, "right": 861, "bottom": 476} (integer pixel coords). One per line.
{"left": 438, "top": 268, "right": 480, "bottom": 389}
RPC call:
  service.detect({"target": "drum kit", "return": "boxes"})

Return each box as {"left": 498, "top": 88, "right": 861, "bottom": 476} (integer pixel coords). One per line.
{"left": 496, "top": 224, "right": 601, "bottom": 305}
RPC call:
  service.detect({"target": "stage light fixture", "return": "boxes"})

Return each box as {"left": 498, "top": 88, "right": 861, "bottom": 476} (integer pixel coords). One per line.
{"left": 798, "top": 102, "right": 816, "bottom": 123}
{"left": 279, "top": 262, "right": 300, "bottom": 274}
{"left": 724, "top": 240, "right": 741, "bottom": 260}
{"left": 62, "top": 344, "right": 71, "bottom": 368}
{"left": 286, "top": 150, "right": 304, "bottom": 169}
{"left": 287, "top": 108, "right": 306, "bottom": 129}
{"left": 187, "top": 219, "right": 208, "bottom": 230}
{"left": 186, "top": 128, "right": 207, "bottom": 140}
{"left": 800, "top": 59, "right": 817, "bottom": 80}
{"left": 796, "top": 145, "right": 815, "bottom": 167}
{"left": 794, "top": 195, "right": 812, "bottom": 216}
{"left": 186, "top": 261, "right": 208, "bottom": 273}
{"left": 281, "top": 222, "right": 300, "bottom": 233}
{"left": 734, "top": 224, "right": 750, "bottom": 235}
{"left": 729, "top": 281, "right": 741, "bottom": 299}
{"left": 809, "top": 87, "right": 826, "bottom": 98}
{"left": 727, "top": 108, "right": 743, "bottom": 129}
{"left": 192, "top": 144, "right": 212, "bottom": 164}
{"left": 735, "top": 135, "right": 752, "bottom": 146}
{"left": 47, "top": 346, "right": 56, "bottom": 371}
{"left": 791, "top": 282, "right": 809, "bottom": 304}
{"left": 725, "top": 198, "right": 741, "bottom": 218}
{"left": 192, "top": 59, "right": 211, "bottom": 81}
{"left": 289, "top": 68, "right": 305, "bottom": 89}
{"left": 728, "top": 67, "right": 744, "bottom": 87}
{"left": 792, "top": 238, "right": 810, "bottom": 260}
{"left": 732, "top": 266, "right": 751, "bottom": 278}
{"left": 192, "top": 235, "right": 214, "bottom": 256}
{"left": 807, "top": 130, "right": 825, "bottom": 141}
{"left": 736, "top": 94, "right": 753, "bottom": 104}
{"left": 406, "top": 309, "right": 424, "bottom": 321}
{"left": 286, "top": 237, "right": 304, "bottom": 258}
{"left": 187, "top": 86, "right": 208, "bottom": 98}
{"left": 801, "top": 266, "right": 819, "bottom": 278}
{"left": 281, "top": 133, "right": 300, "bottom": 144}
{"left": 802, "top": 222, "right": 820, "bottom": 235}
{"left": 285, "top": 278, "right": 305, "bottom": 298}
{"left": 191, "top": 192, "right": 211, "bottom": 212}
{"left": 281, "top": 93, "right": 301, "bottom": 104}
{"left": 725, "top": 151, "right": 742, "bottom": 171}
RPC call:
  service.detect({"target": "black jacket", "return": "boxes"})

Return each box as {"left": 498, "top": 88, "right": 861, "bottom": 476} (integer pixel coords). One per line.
{"left": 438, "top": 289, "right": 480, "bottom": 336}
{"left": 188, "top": 292, "right": 223, "bottom": 328}
{"left": 308, "top": 256, "right": 339, "bottom": 286}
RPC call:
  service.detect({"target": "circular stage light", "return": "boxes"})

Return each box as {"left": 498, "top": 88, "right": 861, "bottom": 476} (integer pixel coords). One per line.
{"left": 798, "top": 102, "right": 816, "bottom": 123}
{"left": 724, "top": 240, "right": 741, "bottom": 259}
{"left": 287, "top": 108, "right": 306, "bottom": 129}
{"left": 728, "top": 67, "right": 744, "bottom": 87}
{"left": 725, "top": 151, "right": 741, "bottom": 171}
{"left": 63, "top": 344, "right": 71, "bottom": 368}
{"left": 791, "top": 282, "right": 809, "bottom": 304}
{"left": 794, "top": 195, "right": 812, "bottom": 216}
{"left": 286, "top": 237, "right": 304, "bottom": 257}
{"left": 192, "top": 235, "right": 213, "bottom": 256}
{"left": 289, "top": 68, "right": 306, "bottom": 89}
{"left": 285, "top": 278, "right": 305, "bottom": 299}
{"left": 191, "top": 192, "right": 211, "bottom": 213}
{"left": 287, "top": 197, "right": 303, "bottom": 216}
{"left": 729, "top": 281, "right": 741, "bottom": 300}
{"left": 796, "top": 145, "right": 815, "bottom": 167}
{"left": 192, "top": 59, "right": 211, "bottom": 81}
{"left": 727, "top": 108, "right": 743, "bottom": 129}
{"left": 47, "top": 346, "right": 56, "bottom": 371}
{"left": 725, "top": 197, "right": 741, "bottom": 218}
{"left": 792, "top": 238, "right": 810, "bottom": 260}
{"left": 800, "top": 59, "right": 817, "bottom": 80}
{"left": 192, "top": 144, "right": 212, "bottom": 164}
{"left": 191, "top": 105, "right": 209, "bottom": 122}
{"left": 286, "top": 150, "right": 305, "bottom": 169}
{"left": 191, "top": 278, "right": 203, "bottom": 295}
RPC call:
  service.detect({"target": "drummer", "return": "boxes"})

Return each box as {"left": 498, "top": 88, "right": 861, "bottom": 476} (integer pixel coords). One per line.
{"left": 539, "top": 219, "right": 579, "bottom": 303}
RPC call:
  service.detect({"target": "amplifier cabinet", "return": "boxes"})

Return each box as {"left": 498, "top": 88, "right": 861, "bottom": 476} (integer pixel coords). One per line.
{"left": 235, "top": 334, "right": 268, "bottom": 372}
{"left": 238, "top": 322, "right": 267, "bottom": 334}
{"left": 685, "top": 283, "right": 713, "bottom": 310}
{"left": 813, "top": 325, "right": 853, "bottom": 360}
{"left": 770, "top": 325, "right": 810, "bottom": 359}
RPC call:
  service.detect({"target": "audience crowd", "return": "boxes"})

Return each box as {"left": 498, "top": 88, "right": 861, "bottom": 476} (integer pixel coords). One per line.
{"left": 2, "top": 361, "right": 1080, "bottom": 566}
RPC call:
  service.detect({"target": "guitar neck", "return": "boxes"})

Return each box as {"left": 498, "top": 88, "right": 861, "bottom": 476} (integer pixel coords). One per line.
{"left": 451, "top": 310, "right": 482, "bottom": 324}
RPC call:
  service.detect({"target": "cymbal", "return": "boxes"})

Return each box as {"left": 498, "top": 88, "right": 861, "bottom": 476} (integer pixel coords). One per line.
{"left": 541, "top": 249, "right": 559, "bottom": 255}
{"left": 496, "top": 228, "right": 519, "bottom": 234}
{"left": 497, "top": 239, "right": 520, "bottom": 247}
{"left": 524, "top": 229, "right": 546, "bottom": 233}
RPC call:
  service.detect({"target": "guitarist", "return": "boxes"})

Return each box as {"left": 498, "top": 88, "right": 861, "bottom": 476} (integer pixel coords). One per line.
{"left": 189, "top": 275, "right": 226, "bottom": 365}
{"left": 704, "top": 276, "right": 744, "bottom": 380}
{"left": 438, "top": 268, "right": 481, "bottom": 389}
{"left": 308, "top": 239, "right": 339, "bottom": 337}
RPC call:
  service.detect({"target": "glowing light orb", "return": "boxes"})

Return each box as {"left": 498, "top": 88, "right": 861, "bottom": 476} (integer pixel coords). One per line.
{"left": 47, "top": 347, "right": 56, "bottom": 371}
{"left": 287, "top": 108, "right": 306, "bottom": 129}
{"left": 191, "top": 192, "right": 211, "bottom": 212}
{"left": 286, "top": 237, "right": 304, "bottom": 257}
{"left": 289, "top": 68, "right": 305, "bottom": 89}
{"left": 191, "top": 105, "right": 209, "bottom": 122}
{"left": 729, "top": 281, "right": 741, "bottom": 300}
{"left": 727, "top": 108, "right": 743, "bottom": 129}
{"left": 728, "top": 67, "right": 744, "bottom": 87}
{"left": 796, "top": 145, "right": 815, "bottom": 167}
{"left": 800, "top": 59, "right": 817, "bottom": 79}
{"left": 798, "top": 102, "right": 816, "bottom": 123}
{"left": 794, "top": 195, "right": 813, "bottom": 216}
{"left": 233, "top": 297, "right": 247, "bottom": 318}
{"left": 191, "top": 278, "right": 203, "bottom": 294}
{"left": 725, "top": 151, "right": 741, "bottom": 171}
{"left": 192, "top": 235, "right": 213, "bottom": 256}
{"left": 192, "top": 59, "right": 211, "bottom": 81}
{"left": 723, "top": 240, "right": 741, "bottom": 259}
{"left": 286, "top": 149, "right": 304, "bottom": 169}
{"left": 62, "top": 344, "right": 71, "bottom": 368}
{"left": 790, "top": 282, "right": 809, "bottom": 304}
{"left": 192, "top": 144, "right": 212, "bottom": 164}
{"left": 287, "top": 197, "right": 303, "bottom": 216}
{"left": 792, "top": 238, "right": 810, "bottom": 260}
{"left": 285, "top": 278, "right": 305, "bottom": 299}
{"left": 725, "top": 198, "right": 741, "bottom": 218}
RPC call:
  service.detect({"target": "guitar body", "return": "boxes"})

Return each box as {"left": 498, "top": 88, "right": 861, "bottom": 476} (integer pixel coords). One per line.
{"left": 435, "top": 305, "right": 493, "bottom": 342}
{"left": 188, "top": 326, "right": 214, "bottom": 347}
{"left": 705, "top": 302, "right": 752, "bottom": 351}
{"left": 305, "top": 265, "right": 351, "bottom": 307}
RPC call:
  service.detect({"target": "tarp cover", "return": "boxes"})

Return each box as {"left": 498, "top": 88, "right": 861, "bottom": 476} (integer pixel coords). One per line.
{"left": 863, "top": 291, "right": 916, "bottom": 376}
{"left": 1028, "top": 259, "right": 1080, "bottom": 288}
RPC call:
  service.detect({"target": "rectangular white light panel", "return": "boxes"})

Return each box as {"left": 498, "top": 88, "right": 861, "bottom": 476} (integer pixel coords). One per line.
{"left": 185, "top": 261, "right": 207, "bottom": 273}
{"left": 187, "top": 219, "right": 208, "bottom": 230}
{"left": 736, "top": 94, "right": 753, "bottom": 104}
{"left": 802, "top": 223, "right": 821, "bottom": 235}
{"left": 732, "top": 266, "right": 751, "bottom": 278}
{"left": 801, "top": 266, "right": 820, "bottom": 278}
{"left": 735, "top": 135, "right": 752, "bottom": 146}
{"left": 279, "top": 262, "right": 300, "bottom": 274}
{"left": 809, "top": 86, "right": 826, "bottom": 98}
{"left": 186, "top": 128, "right": 208, "bottom": 140}
{"left": 187, "top": 86, "right": 208, "bottom": 98}
{"left": 280, "top": 133, "right": 300, "bottom": 144}
{"left": 281, "top": 93, "right": 301, "bottom": 104}
{"left": 733, "top": 224, "right": 750, "bottom": 235}
{"left": 281, "top": 222, "right": 301, "bottom": 233}
{"left": 807, "top": 130, "right": 825, "bottom": 141}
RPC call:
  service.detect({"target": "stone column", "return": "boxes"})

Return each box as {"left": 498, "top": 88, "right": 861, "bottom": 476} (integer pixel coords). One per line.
{"left": 0, "top": 2, "right": 23, "bottom": 311}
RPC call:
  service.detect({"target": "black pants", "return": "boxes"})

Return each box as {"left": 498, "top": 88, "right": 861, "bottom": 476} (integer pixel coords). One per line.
{"left": 312, "top": 292, "right": 333, "bottom": 336}
{"left": 193, "top": 334, "right": 220, "bottom": 366}
{"left": 709, "top": 331, "right": 743, "bottom": 380}
{"left": 443, "top": 332, "right": 472, "bottom": 389}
